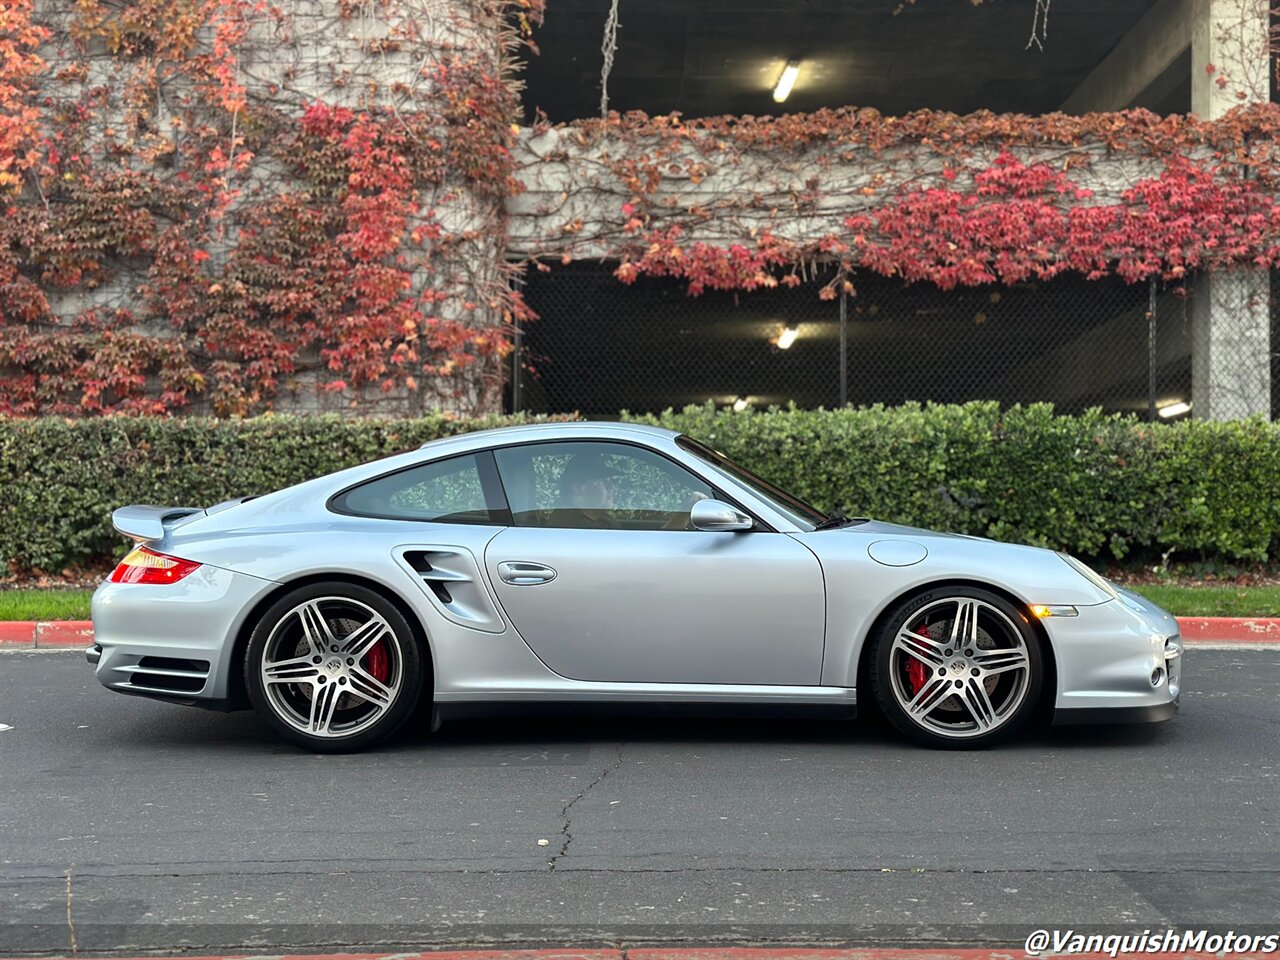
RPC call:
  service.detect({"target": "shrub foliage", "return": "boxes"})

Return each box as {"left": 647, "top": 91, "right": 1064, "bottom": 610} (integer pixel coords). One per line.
{"left": 0, "top": 413, "right": 568, "bottom": 571}
{"left": 627, "top": 403, "right": 1280, "bottom": 566}
{"left": 3, "top": 404, "right": 1278, "bottom": 573}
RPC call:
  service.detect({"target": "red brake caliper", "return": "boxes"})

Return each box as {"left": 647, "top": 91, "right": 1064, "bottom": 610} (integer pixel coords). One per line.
{"left": 906, "top": 622, "right": 930, "bottom": 695}
{"left": 366, "top": 641, "right": 390, "bottom": 684}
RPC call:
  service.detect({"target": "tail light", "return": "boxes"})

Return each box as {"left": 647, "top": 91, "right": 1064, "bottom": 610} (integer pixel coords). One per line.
{"left": 109, "top": 547, "right": 202, "bottom": 585}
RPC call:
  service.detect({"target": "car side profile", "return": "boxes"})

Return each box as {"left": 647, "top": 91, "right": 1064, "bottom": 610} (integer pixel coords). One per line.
{"left": 89, "top": 422, "right": 1182, "bottom": 751}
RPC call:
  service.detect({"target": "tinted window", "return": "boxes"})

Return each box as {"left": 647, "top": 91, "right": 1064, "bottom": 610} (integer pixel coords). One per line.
{"left": 334, "top": 454, "right": 501, "bottom": 524}
{"left": 493, "top": 442, "right": 716, "bottom": 530}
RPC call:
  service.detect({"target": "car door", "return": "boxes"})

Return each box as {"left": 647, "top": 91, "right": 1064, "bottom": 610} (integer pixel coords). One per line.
{"left": 484, "top": 440, "right": 825, "bottom": 686}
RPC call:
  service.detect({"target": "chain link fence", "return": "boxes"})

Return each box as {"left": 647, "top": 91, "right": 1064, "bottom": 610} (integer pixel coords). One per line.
{"left": 510, "top": 261, "right": 1277, "bottom": 421}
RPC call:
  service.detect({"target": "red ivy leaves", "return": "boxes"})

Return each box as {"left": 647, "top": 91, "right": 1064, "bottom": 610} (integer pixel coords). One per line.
{"left": 0, "top": 0, "right": 49, "bottom": 193}
{"left": 0, "top": 0, "right": 543, "bottom": 416}
{"left": 616, "top": 227, "right": 799, "bottom": 295}
{"left": 845, "top": 152, "right": 1280, "bottom": 289}
{"left": 571, "top": 114, "right": 1280, "bottom": 297}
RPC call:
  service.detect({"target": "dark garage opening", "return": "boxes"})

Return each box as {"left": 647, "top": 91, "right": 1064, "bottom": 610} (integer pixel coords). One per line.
{"left": 510, "top": 262, "right": 1195, "bottom": 418}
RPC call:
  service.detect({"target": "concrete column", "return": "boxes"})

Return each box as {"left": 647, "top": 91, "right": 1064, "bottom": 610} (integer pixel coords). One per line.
{"left": 1190, "top": 0, "right": 1270, "bottom": 116}
{"left": 1191, "top": 270, "right": 1271, "bottom": 420}
{"left": 1190, "top": 0, "right": 1272, "bottom": 420}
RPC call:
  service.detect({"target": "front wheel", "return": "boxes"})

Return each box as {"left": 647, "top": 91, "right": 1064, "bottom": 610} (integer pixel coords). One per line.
{"left": 870, "top": 587, "right": 1043, "bottom": 748}
{"left": 244, "top": 582, "right": 424, "bottom": 752}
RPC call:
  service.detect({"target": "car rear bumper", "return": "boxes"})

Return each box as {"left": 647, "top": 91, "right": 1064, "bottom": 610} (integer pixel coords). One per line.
{"left": 90, "top": 564, "right": 277, "bottom": 705}
{"left": 1048, "top": 589, "right": 1182, "bottom": 725}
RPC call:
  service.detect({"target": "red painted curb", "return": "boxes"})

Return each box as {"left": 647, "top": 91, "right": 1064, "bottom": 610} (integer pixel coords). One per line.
{"left": 2, "top": 617, "right": 1279, "bottom": 651}
{"left": 1176, "top": 616, "right": 1280, "bottom": 643}
{"left": 0, "top": 620, "right": 36, "bottom": 646}
{"left": 34, "top": 619, "right": 94, "bottom": 648}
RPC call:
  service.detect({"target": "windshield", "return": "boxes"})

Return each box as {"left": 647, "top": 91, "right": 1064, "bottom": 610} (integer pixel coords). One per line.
{"left": 677, "top": 435, "right": 829, "bottom": 530}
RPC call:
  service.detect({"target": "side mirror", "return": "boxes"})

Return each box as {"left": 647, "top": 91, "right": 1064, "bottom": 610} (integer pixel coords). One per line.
{"left": 690, "top": 499, "right": 754, "bottom": 532}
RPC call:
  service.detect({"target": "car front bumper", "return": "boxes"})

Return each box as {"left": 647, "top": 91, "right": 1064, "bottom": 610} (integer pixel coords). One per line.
{"left": 89, "top": 564, "right": 278, "bottom": 708}
{"left": 1048, "top": 589, "right": 1182, "bottom": 725}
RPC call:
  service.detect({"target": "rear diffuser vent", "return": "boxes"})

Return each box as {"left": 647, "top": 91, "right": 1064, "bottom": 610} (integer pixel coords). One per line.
{"left": 127, "top": 656, "right": 211, "bottom": 694}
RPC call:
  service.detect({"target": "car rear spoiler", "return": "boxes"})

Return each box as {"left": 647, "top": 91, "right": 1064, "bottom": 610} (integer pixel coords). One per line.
{"left": 112, "top": 505, "right": 204, "bottom": 542}
{"left": 112, "top": 496, "right": 260, "bottom": 543}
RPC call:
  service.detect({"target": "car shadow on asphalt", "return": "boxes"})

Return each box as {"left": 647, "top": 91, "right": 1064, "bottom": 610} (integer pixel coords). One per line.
{"left": 90, "top": 692, "right": 1177, "bottom": 755}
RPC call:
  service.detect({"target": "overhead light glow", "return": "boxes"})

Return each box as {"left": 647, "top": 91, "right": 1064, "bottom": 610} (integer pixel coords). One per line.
{"left": 776, "top": 326, "right": 799, "bottom": 350}
{"left": 1158, "top": 400, "right": 1192, "bottom": 419}
{"left": 732, "top": 397, "right": 750, "bottom": 413}
{"left": 772, "top": 60, "right": 800, "bottom": 103}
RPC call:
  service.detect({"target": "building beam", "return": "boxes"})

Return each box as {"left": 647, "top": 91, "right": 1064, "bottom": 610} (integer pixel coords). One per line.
{"left": 1060, "top": 0, "right": 1197, "bottom": 114}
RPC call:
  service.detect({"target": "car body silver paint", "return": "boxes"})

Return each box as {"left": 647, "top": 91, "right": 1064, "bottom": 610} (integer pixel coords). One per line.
{"left": 483, "top": 526, "right": 825, "bottom": 685}
{"left": 90, "top": 421, "right": 1180, "bottom": 718}
{"left": 866, "top": 539, "right": 928, "bottom": 567}
{"left": 92, "top": 564, "right": 276, "bottom": 700}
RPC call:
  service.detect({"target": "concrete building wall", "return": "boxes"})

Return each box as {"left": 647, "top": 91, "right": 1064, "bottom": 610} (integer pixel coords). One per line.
{"left": 18, "top": 0, "right": 1277, "bottom": 418}
{"left": 508, "top": 131, "right": 1164, "bottom": 260}
{"left": 27, "top": 0, "right": 512, "bottom": 416}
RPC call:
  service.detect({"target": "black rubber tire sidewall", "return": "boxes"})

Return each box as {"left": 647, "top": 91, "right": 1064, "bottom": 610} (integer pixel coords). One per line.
{"left": 870, "top": 586, "right": 1043, "bottom": 749}
{"left": 244, "top": 581, "right": 423, "bottom": 753}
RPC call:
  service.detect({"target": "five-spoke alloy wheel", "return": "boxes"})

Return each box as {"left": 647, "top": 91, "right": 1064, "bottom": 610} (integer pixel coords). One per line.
{"left": 245, "top": 582, "right": 423, "bottom": 752}
{"left": 871, "top": 587, "right": 1043, "bottom": 748}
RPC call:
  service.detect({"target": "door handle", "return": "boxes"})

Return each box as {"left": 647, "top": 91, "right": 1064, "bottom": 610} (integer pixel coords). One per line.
{"left": 497, "top": 561, "right": 557, "bottom": 585}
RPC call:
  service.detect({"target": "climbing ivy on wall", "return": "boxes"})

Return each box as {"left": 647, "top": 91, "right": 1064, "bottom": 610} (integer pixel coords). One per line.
{"left": 5, "top": 0, "right": 1280, "bottom": 414}
{"left": 0, "top": 0, "right": 542, "bottom": 415}
{"left": 516, "top": 103, "right": 1280, "bottom": 299}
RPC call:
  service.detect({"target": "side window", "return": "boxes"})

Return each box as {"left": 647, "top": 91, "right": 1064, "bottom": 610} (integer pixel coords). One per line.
{"left": 493, "top": 442, "right": 716, "bottom": 530}
{"left": 333, "top": 453, "right": 502, "bottom": 524}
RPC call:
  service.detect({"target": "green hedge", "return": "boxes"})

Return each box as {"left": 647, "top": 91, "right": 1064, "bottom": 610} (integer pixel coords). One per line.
{"left": 3, "top": 403, "right": 1279, "bottom": 572}
{"left": 626, "top": 402, "right": 1280, "bottom": 566}
{"left": 0, "top": 412, "right": 571, "bottom": 572}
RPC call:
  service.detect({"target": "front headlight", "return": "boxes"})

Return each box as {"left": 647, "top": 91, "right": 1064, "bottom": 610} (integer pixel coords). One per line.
{"left": 1057, "top": 553, "right": 1119, "bottom": 600}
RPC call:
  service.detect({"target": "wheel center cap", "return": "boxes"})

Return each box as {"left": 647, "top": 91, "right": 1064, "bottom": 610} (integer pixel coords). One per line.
{"left": 949, "top": 659, "right": 968, "bottom": 676}
{"left": 325, "top": 657, "right": 344, "bottom": 675}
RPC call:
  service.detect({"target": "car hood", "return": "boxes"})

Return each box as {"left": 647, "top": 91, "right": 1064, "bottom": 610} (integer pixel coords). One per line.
{"left": 798, "top": 518, "right": 1116, "bottom": 608}
{"left": 834, "top": 519, "right": 989, "bottom": 542}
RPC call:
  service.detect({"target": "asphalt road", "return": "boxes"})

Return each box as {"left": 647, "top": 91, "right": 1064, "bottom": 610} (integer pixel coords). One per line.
{"left": 1, "top": 648, "right": 1276, "bottom": 955}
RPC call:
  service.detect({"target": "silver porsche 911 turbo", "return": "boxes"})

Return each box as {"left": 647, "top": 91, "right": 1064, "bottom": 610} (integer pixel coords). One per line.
{"left": 89, "top": 421, "right": 1182, "bottom": 751}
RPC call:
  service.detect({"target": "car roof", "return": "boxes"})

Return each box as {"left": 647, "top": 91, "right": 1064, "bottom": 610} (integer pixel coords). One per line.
{"left": 418, "top": 420, "right": 680, "bottom": 451}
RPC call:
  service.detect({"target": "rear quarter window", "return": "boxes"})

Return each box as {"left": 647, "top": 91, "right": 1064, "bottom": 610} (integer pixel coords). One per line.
{"left": 331, "top": 453, "right": 502, "bottom": 524}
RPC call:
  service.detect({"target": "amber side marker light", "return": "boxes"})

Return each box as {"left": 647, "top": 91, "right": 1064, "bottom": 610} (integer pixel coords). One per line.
{"left": 108, "top": 546, "right": 202, "bottom": 585}
{"left": 1030, "top": 604, "right": 1079, "bottom": 618}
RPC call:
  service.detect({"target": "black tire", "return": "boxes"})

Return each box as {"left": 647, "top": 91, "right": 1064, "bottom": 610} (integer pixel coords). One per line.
{"left": 244, "top": 581, "right": 424, "bottom": 753}
{"left": 870, "top": 586, "right": 1043, "bottom": 749}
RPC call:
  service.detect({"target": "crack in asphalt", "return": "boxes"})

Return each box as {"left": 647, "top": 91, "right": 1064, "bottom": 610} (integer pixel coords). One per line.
{"left": 548, "top": 741, "right": 625, "bottom": 871}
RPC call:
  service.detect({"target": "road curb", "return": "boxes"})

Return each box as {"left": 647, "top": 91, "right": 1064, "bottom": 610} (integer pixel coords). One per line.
{"left": 1176, "top": 616, "right": 1280, "bottom": 643}
{"left": 2, "top": 617, "right": 1279, "bottom": 651}
{"left": 0, "top": 620, "right": 94, "bottom": 648}
{"left": 0, "top": 620, "right": 37, "bottom": 646}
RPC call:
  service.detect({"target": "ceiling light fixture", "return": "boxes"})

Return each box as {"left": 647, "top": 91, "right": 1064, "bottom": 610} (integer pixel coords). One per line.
{"left": 776, "top": 326, "right": 799, "bottom": 350}
{"left": 772, "top": 60, "right": 800, "bottom": 103}
{"left": 1157, "top": 400, "right": 1192, "bottom": 419}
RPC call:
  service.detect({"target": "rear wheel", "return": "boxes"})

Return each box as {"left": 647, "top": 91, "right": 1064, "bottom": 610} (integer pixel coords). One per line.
{"left": 244, "top": 582, "right": 423, "bottom": 753}
{"left": 870, "top": 587, "right": 1043, "bottom": 748}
